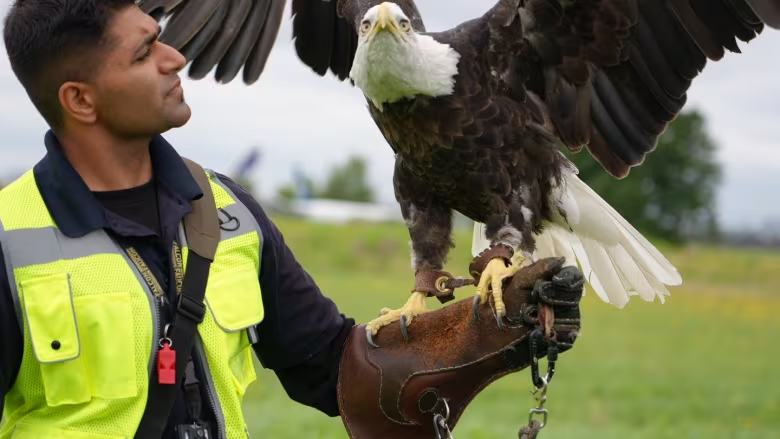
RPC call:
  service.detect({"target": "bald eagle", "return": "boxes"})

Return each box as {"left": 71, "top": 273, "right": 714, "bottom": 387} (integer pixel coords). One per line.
{"left": 140, "top": 0, "right": 780, "bottom": 345}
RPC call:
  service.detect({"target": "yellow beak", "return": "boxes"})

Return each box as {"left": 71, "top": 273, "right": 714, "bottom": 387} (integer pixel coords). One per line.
{"left": 372, "top": 3, "right": 405, "bottom": 41}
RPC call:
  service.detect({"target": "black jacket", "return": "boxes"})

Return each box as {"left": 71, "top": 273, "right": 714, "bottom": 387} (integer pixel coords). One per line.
{"left": 0, "top": 131, "right": 354, "bottom": 437}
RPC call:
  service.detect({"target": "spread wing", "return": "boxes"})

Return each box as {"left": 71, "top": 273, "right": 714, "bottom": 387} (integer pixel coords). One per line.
{"left": 137, "top": 0, "right": 425, "bottom": 84}
{"left": 506, "top": 0, "right": 780, "bottom": 178}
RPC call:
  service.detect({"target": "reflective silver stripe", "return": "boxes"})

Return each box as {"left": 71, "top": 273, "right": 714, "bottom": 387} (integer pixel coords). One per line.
{"left": 194, "top": 337, "right": 227, "bottom": 439}
{"left": 1, "top": 223, "right": 160, "bottom": 377}
{"left": 0, "top": 219, "right": 23, "bottom": 333}
{"left": 1, "top": 226, "right": 123, "bottom": 269}
{"left": 202, "top": 171, "right": 262, "bottom": 439}
{"left": 207, "top": 170, "right": 264, "bottom": 253}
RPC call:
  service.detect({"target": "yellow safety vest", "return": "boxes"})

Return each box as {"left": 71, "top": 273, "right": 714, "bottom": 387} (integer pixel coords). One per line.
{"left": 0, "top": 167, "right": 265, "bottom": 439}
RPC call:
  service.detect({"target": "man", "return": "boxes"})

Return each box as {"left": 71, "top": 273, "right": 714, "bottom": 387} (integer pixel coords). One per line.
{"left": 0, "top": 1, "right": 583, "bottom": 438}
{"left": 0, "top": 1, "right": 354, "bottom": 437}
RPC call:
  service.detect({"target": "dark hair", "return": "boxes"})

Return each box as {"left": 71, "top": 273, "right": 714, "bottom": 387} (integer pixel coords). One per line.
{"left": 3, "top": 0, "right": 136, "bottom": 129}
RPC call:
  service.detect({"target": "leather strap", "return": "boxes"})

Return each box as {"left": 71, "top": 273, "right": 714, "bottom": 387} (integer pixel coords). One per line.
{"left": 469, "top": 243, "right": 514, "bottom": 280}
{"left": 135, "top": 158, "right": 219, "bottom": 438}
{"left": 413, "top": 269, "right": 475, "bottom": 303}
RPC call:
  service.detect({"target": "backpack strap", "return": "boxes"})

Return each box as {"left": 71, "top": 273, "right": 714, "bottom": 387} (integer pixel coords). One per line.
{"left": 135, "top": 157, "right": 219, "bottom": 438}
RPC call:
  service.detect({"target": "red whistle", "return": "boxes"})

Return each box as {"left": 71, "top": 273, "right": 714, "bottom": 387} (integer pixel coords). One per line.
{"left": 158, "top": 341, "right": 176, "bottom": 385}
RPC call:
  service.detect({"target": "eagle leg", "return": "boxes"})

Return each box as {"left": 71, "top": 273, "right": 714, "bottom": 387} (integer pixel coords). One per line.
{"left": 471, "top": 195, "right": 538, "bottom": 328}
{"left": 365, "top": 200, "right": 454, "bottom": 346}
{"left": 470, "top": 233, "right": 525, "bottom": 329}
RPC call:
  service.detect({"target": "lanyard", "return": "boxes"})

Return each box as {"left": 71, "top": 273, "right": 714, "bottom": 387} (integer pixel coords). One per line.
{"left": 124, "top": 240, "right": 187, "bottom": 387}
{"left": 125, "top": 241, "right": 184, "bottom": 303}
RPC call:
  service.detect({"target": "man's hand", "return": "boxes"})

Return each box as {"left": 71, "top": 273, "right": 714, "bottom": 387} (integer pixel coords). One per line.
{"left": 336, "top": 257, "right": 584, "bottom": 439}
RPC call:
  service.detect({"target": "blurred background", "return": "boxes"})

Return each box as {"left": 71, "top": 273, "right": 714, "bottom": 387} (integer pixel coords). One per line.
{"left": 1, "top": 0, "right": 779, "bottom": 438}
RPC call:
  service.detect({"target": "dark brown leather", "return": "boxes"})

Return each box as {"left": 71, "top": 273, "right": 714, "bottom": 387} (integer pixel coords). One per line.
{"left": 413, "top": 269, "right": 476, "bottom": 304}
{"left": 337, "top": 257, "right": 581, "bottom": 439}
{"left": 469, "top": 243, "right": 515, "bottom": 280}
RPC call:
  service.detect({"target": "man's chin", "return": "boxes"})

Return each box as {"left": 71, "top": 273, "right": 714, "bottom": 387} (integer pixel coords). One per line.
{"left": 165, "top": 104, "right": 193, "bottom": 130}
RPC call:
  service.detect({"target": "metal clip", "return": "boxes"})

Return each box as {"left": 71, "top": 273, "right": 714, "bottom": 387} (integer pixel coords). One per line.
{"left": 528, "top": 375, "right": 549, "bottom": 429}
{"left": 158, "top": 323, "right": 173, "bottom": 348}
{"left": 522, "top": 328, "right": 558, "bottom": 436}
{"left": 432, "top": 398, "right": 454, "bottom": 439}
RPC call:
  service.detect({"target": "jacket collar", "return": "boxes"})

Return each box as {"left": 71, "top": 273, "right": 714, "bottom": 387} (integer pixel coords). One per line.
{"left": 33, "top": 130, "right": 203, "bottom": 238}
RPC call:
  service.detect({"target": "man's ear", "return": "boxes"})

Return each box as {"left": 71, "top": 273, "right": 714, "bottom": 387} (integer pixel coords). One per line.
{"left": 58, "top": 81, "right": 98, "bottom": 125}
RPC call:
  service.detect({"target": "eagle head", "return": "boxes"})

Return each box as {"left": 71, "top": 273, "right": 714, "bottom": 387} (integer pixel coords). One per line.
{"left": 360, "top": 2, "right": 413, "bottom": 44}
{"left": 349, "top": 2, "right": 460, "bottom": 110}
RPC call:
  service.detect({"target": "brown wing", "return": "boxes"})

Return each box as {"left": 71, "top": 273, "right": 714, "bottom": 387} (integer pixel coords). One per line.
{"left": 138, "top": 0, "right": 424, "bottom": 84}
{"left": 507, "top": 0, "right": 780, "bottom": 178}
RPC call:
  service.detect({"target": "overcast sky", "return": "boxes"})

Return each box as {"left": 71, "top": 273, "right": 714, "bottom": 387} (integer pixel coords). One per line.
{"left": 0, "top": 1, "right": 778, "bottom": 231}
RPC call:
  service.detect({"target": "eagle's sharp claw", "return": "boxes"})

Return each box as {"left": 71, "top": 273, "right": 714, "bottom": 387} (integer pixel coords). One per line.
{"left": 400, "top": 315, "right": 409, "bottom": 341}
{"left": 366, "top": 328, "right": 379, "bottom": 348}
{"left": 472, "top": 294, "right": 481, "bottom": 321}
{"left": 495, "top": 310, "right": 505, "bottom": 330}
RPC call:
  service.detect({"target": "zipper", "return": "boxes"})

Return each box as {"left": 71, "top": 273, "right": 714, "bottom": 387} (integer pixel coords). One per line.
{"left": 148, "top": 277, "right": 167, "bottom": 377}
{"left": 194, "top": 337, "right": 226, "bottom": 439}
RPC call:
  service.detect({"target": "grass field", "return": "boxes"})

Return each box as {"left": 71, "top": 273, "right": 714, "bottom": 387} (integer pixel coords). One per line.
{"left": 242, "top": 216, "right": 780, "bottom": 439}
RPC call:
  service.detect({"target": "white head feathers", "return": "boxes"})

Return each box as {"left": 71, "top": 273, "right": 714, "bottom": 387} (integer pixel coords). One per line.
{"left": 349, "top": 2, "right": 461, "bottom": 110}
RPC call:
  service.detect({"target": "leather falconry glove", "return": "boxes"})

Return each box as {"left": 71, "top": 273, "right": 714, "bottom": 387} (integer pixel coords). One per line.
{"left": 337, "top": 256, "right": 584, "bottom": 439}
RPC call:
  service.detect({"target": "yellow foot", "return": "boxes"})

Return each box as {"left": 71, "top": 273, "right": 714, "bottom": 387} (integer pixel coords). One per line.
{"left": 365, "top": 291, "right": 428, "bottom": 347}
{"left": 473, "top": 257, "right": 523, "bottom": 328}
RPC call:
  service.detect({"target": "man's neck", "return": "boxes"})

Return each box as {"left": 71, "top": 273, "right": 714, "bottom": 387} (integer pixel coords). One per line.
{"left": 57, "top": 130, "right": 154, "bottom": 192}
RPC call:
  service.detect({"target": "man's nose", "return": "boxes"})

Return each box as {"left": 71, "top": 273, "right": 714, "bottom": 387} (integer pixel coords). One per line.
{"left": 159, "top": 42, "right": 187, "bottom": 73}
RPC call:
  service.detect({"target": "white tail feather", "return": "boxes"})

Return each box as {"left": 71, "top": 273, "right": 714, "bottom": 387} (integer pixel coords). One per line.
{"left": 470, "top": 170, "right": 681, "bottom": 309}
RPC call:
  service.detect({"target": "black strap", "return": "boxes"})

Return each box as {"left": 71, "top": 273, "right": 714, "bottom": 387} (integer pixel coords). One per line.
{"left": 134, "top": 248, "right": 211, "bottom": 438}
{"left": 135, "top": 158, "right": 219, "bottom": 438}
{"left": 183, "top": 360, "right": 204, "bottom": 422}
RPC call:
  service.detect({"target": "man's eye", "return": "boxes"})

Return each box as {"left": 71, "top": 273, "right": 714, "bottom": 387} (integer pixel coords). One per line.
{"left": 138, "top": 49, "right": 152, "bottom": 61}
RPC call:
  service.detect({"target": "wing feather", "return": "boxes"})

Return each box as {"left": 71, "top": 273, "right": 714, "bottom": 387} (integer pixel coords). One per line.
{"left": 158, "top": 0, "right": 222, "bottom": 50}
{"left": 243, "top": 0, "right": 287, "bottom": 84}
{"left": 291, "top": 0, "right": 338, "bottom": 77}
{"left": 139, "top": 0, "right": 283, "bottom": 83}
{"left": 178, "top": 0, "right": 230, "bottom": 61}
{"left": 186, "top": 0, "right": 252, "bottom": 80}
{"left": 507, "top": 0, "right": 777, "bottom": 179}
{"left": 213, "top": 0, "right": 273, "bottom": 83}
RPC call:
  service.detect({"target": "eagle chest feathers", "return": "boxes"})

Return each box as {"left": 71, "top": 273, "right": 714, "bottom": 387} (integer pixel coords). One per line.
{"left": 374, "top": 97, "right": 543, "bottom": 222}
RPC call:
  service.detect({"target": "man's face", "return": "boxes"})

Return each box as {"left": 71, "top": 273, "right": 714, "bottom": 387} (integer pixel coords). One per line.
{"left": 89, "top": 5, "right": 191, "bottom": 138}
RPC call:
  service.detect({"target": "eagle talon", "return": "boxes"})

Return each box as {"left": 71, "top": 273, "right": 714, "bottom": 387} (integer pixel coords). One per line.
{"left": 366, "top": 327, "right": 379, "bottom": 348}
{"left": 472, "top": 256, "right": 523, "bottom": 328}
{"left": 365, "top": 291, "right": 428, "bottom": 345}
{"left": 472, "top": 294, "right": 481, "bottom": 321}
{"left": 495, "top": 310, "right": 505, "bottom": 330}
